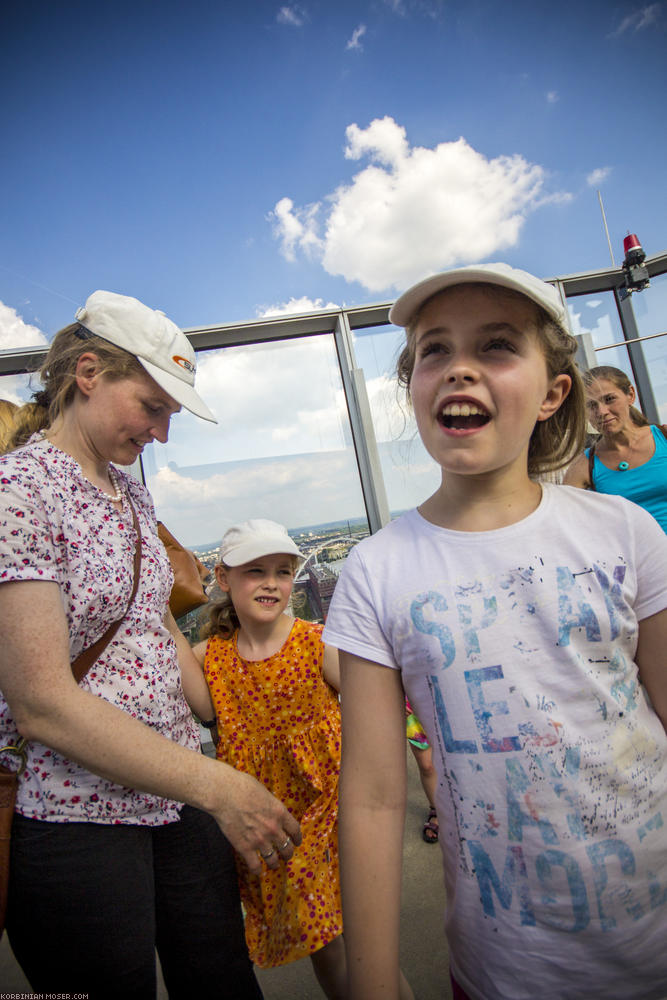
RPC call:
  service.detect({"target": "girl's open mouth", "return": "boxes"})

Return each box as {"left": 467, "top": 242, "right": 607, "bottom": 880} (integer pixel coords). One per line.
{"left": 439, "top": 401, "right": 490, "bottom": 431}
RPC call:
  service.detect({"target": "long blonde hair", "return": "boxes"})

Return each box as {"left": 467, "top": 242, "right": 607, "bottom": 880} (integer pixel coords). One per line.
{"left": 1, "top": 399, "right": 50, "bottom": 453}
{"left": 204, "top": 573, "right": 241, "bottom": 640}
{"left": 0, "top": 400, "right": 18, "bottom": 454}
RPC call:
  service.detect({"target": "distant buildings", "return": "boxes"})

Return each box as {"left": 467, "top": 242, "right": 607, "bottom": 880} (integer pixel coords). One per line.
{"left": 305, "top": 562, "right": 338, "bottom": 620}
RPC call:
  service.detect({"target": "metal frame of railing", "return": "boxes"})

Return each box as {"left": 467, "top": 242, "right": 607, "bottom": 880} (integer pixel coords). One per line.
{"left": 2, "top": 251, "right": 666, "bottom": 531}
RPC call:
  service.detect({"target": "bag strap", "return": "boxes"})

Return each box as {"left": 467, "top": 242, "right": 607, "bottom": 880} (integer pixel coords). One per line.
{"left": 0, "top": 498, "right": 143, "bottom": 774}
{"left": 71, "top": 497, "right": 142, "bottom": 684}
{"left": 587, "top": 441, "right": 597, "bottom": 491}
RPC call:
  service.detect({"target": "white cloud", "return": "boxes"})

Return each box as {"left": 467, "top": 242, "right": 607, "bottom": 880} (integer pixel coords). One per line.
{"left": 610, "top": 3, "right": 661, "bottom": 35}
{"left": 269, "top": 197, "right": 322, "bottom": 262}
{"left": 381, "top": 0, "right": 442, "bottom": 16}
{"left": 636, "top": 2, "right": 662, "bottom": 27}
{"left": 276, "top": 4, "right": 306, "bottom": 27}
{"left": 546, "top": 90, "right": 559, "bottom": 104}
{"left": 0, "top": 300, "right": 48, "bottom": 350}
{"left": 175, "top": 336, "right": 351, "bottom": 461}
{"left": 345, "top": 116, "right": 409, "bottom": 166}
{"left": 257, "top": 296, "right": 340, "bottom": 317}
{"left": 270, "top": 116, "right": 569, "bottom": 292}
{"left": 586, "top": 166, "right": 612, "bottom": 186}
{"left": 346, "top": 24, "right": 367, "bottom": 50}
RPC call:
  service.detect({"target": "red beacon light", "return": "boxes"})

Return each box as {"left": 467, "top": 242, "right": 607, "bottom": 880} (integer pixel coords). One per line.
{"left": 621, "top": 232, "right": 649, "bottom": 294}
{"left": 623, "top": 233, "right": 645, "bottom": 265}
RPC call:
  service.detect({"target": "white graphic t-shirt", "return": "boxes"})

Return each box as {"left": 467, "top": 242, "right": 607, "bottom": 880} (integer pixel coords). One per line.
{"left": 323, "top": 484, "right": 667, "bottom": 1000}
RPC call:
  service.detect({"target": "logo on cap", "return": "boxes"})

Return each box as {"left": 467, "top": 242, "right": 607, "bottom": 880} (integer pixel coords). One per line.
{"left": 172, "top": 355, "right": 196, "bottom": 374}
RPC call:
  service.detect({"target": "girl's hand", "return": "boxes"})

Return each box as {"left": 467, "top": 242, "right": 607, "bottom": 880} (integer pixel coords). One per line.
{"left": 213, "top": 764, "right": 302, "bottom": 875}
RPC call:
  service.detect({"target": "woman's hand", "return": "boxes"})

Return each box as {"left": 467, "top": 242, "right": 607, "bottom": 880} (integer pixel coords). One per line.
{"left": 0, "top": 579, "right": 300, "bottom": 872}
{"left": 210, "top": 764, "right": 302, "bottom": 874}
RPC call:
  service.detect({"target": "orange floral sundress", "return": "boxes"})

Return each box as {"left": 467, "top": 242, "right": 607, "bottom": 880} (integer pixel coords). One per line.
{"left": 203, "top": 618, "right": 342, "bottom": 967}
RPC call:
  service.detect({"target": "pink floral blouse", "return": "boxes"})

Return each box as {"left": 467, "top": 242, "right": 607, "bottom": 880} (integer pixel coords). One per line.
{"left": 0, "top": 435, "right": 199, "bottom": 825}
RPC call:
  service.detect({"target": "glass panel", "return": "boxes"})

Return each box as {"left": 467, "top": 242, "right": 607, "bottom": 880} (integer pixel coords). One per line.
{"left": 0, "top": 372, "right": 40, "bottom": 453}
{"left": 631, "top": 272, "right": 667, "bottom": 339}
{"left": 0, "top": 371, "right": 36, "bottom": 406}
{"left": 567, "top": 290, "right": 632, "bottom": 369}
{"left": 351, "top": 324, "right": 441, "bottom": 514}
{"left": 629, "top": 273, "right": 667, "bottom": 422}
{"left": 141, "top": 334, "right": 368, "bottom": 629}
{"left": 566, "top": 290, "right": 639, "bottom": 408}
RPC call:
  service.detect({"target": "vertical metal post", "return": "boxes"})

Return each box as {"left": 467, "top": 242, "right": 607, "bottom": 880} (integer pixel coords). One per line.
{"left": 333, "top": 312, "right": 391, "bottom": 534}
{"left": 614, "top": 288, "right": 660, "bottom": 424}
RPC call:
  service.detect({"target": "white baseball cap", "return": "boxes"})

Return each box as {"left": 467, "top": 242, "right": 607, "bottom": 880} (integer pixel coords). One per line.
{"left": 219, "top": 519, "right": 305, "bottom": 568}
{"left": 75, "top": 290, "right": 217, "bottom": 422}
{"left": 389, "top": 262, "right": 567, "bottom": 330}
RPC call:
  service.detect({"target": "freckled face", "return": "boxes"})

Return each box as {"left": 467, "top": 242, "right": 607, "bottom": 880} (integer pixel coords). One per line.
{"left": 84, "top": 370, "right": 181, "bottom": 465}
{"left": 217, "top": 554, "right": 296, "bottom": 625}
{"left": 409, "top": 285, "right": 560, "bottom": 478}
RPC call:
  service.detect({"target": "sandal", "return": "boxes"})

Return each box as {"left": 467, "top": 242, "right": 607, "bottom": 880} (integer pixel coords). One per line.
{"left": 422, "top": 805, "right": 439, "bottom": 844}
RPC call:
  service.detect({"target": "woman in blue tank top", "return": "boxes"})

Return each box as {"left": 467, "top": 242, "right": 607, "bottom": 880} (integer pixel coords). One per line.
{"left": 565, "top": 365, "right": 667, "bottom": 532}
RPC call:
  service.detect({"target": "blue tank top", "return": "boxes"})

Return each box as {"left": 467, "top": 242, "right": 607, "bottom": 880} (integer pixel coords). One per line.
{"left": 587, "top": 424, "right": 667, "bottom": 533}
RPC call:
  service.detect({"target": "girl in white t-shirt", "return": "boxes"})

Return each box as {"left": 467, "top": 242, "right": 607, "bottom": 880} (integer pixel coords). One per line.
{"left": 322, "top": 263, "right": 667, "bottom": 1000}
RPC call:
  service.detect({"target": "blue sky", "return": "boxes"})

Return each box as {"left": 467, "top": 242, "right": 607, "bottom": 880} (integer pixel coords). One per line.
{"left": 1, "top": 0, "right": 666, "bottom": 349}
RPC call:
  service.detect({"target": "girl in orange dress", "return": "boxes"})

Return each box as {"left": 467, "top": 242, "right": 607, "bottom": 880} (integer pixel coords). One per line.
{"left": 191, "top": 518, "right": 345, "bottom": 999}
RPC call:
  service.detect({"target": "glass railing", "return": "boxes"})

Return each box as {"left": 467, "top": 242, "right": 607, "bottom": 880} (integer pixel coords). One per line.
{"left": 2, "top": 250, "right": 666, "bottom": 621}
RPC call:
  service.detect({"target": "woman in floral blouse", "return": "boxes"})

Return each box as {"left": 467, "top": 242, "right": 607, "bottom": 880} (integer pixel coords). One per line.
{"left": 0, "top": 291, "right": 300, "bottom": 997}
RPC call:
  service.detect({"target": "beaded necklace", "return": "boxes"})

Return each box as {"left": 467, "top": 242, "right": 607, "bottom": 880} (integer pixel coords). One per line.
{"left": 105, "top": 466, "right": 124, "bottom": 502}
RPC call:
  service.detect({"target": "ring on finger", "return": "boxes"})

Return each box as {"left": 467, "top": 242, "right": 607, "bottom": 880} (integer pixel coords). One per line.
{"left": 279, "top": 837, "right": 291, "bottom": 851}
{"left": 260, "top": 848, "right": 275, "bottom": 860}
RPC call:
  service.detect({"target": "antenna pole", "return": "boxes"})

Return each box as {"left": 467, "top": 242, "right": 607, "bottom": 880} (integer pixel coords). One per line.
{"left": 597, "top": 190, "right": 615, "bottom": 267}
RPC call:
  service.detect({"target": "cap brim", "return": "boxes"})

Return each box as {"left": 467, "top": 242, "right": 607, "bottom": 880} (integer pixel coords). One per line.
{"left": 222, "top": 541, "right": 305, "bottom": 568}
{"left": 139, "top": 358, "right": 217, "bottom": 423}
{"left": 389, "top": 265, "right": 566, "bottom": 329}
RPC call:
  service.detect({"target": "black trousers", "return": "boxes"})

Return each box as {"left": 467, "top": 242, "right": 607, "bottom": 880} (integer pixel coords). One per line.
{"left": 7, "top": 805, "right": 263, "bottom": 1000}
